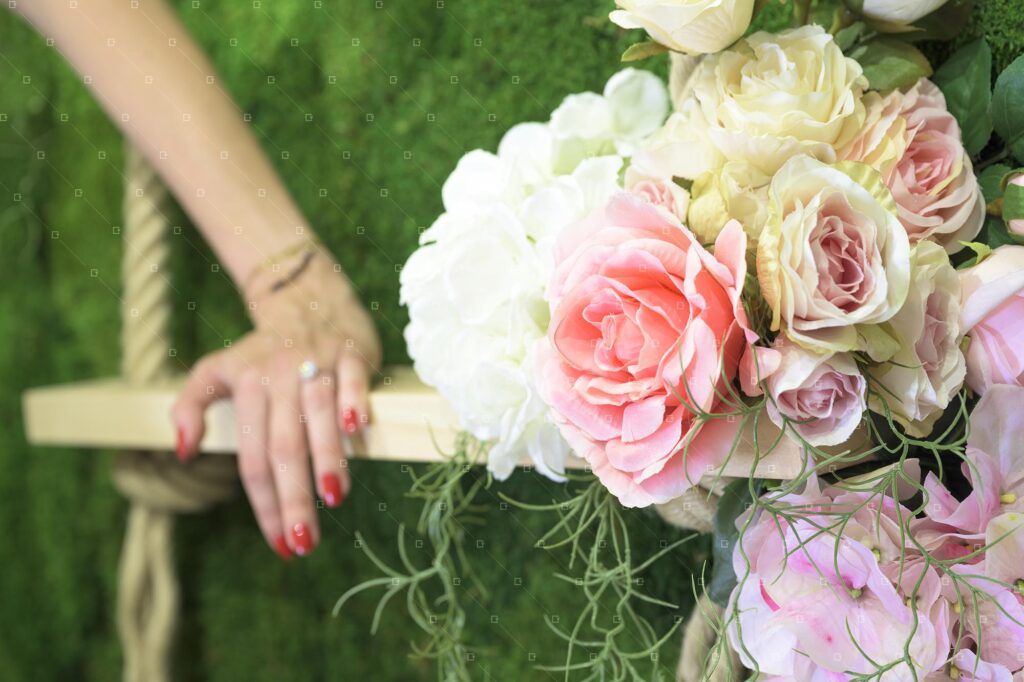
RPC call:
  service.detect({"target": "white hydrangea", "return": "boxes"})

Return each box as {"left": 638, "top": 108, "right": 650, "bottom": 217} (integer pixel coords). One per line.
{"left": 400, "top": 69, "right": 668, "bottom": 481}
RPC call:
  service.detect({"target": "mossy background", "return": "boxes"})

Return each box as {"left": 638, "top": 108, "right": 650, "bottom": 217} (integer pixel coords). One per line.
{"left": 0, "top": 1, "right": 1021, "bottom": 680}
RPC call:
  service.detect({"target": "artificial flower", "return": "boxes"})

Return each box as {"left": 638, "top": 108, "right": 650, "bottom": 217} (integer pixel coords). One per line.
{"left": 687, "top": 160, "right": 770, "bottom": 242}
{"left": 539, "top": 193, "right": 754, "bottom": 507}
{"left": 763, "top": 340, "right": 866, "bottom": 447}
{"left": 609, "top": 0, "right": 755, "bottom": 56}
{"left": 756, "top": 155, "right": 911, "bottom": 354}
{"left": 686, "top": 25, "right": 867, "bottom": 177}
{"left": 860, "top": 0, "right": 950, "bottom": 26}
{"left": 887, "top": 79, "right": 984, "bottom": 253}
{"left": 867, "top": 240, "right": 966, "bottom": 437}
{"left": 1006, "top": 171, "right": 1024, "bottom": 236}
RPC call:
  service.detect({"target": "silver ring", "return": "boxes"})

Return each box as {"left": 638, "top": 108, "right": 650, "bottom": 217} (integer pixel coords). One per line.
{"left": 298, "top": 359, "right": 320, "bottom": 381}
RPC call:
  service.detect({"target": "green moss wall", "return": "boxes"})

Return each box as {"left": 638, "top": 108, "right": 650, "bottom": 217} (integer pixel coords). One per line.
{"left": 0, "top": 1, "right": 1020, "bottom": 679}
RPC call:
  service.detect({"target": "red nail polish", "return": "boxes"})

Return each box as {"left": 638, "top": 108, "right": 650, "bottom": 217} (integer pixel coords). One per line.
{"left": 291, "top": 523, "right": 314, "bottom": 557}
{"left": 342, "top": 407, "right": 359, "bottom": 434}
{"left": 321, "top": 474, "right": 344, "bottom": 508}
{"left": 176, "top": 427, "right": 188, "bottom": 462}
{"left": 272, "top": 535, "right": 293, "bottom": 561}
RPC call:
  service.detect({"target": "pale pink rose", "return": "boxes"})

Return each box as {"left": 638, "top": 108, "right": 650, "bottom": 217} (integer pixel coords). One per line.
{"left": 727, "top": 479, "right": 949, "bottom": 679}
{"left": 888, "top": 79, "right": 984, "bottom": 253}
{"left": 1007, "top": 173, "right": 1024, "bottom": 236}
{"left": 764, "top": 340, "right": 866, "bottom": 447}
{"left": 960, "top": 246, "right": 1024, "bottom": 393}
{"left": 623, "top": 167, "right": 690, "bottom": 223}
{"left": 539, "top": 193, "right": 755, "bottom": 507}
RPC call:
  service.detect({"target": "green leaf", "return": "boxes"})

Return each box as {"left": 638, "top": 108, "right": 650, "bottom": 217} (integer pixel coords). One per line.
{"left": 708, "top": 479, "right": 762, "bottom": 608}
{"left": 621, "top": 41, "right": 669, "bottom": 63}
{"left": 850, "top": 39, "right": 933, "bottom": 92}
{"left": 958, "top": 241, "right": 992, "bottom": 266}
{"left": 835, "top": 21, "right": 866, "bottom": 52}
{"left": 993, "top": 55, "right": 1024, "bottom": 164}
{"left": 932, "top": 39, "right": 992, "bottom": 156}
{"left": 978, "top": 164, "right": 1012, "bottom": 203}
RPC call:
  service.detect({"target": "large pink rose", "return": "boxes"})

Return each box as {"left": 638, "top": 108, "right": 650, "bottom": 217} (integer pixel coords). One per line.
{"left": 539, "top": 193, "right": 754, "bottom": 507}
{"left": 960, "top": 246, "right": 1024, "bottom": 393}
{"left": 889, "top": 79, "right": 984, "bottom": 252}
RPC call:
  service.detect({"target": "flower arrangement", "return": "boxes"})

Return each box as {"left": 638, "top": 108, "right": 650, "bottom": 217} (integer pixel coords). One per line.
{"left": 359, "top": 0, "right": 1024, "bottom": 679}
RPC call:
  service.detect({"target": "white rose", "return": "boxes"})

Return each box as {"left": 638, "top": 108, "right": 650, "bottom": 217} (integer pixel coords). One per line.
{"left": 690, "top": 25, "right": 867, "bottom": 176}
{"left": 610, "top": 0, "right": 755, "bottom": 55}
{"left": 765, "top": 341, "right": 866, "bottom": 447}
{"left": 756, "top": 155, "right": 911, "bottom": 354}
{"left": 550, "top": 68, "right": 667, "bottom": 173}
{"left": 867, "top": 241, "right": 965, "bottom": 436}
{"left": 860, "top": 0, "right": 949, "bottom": 26}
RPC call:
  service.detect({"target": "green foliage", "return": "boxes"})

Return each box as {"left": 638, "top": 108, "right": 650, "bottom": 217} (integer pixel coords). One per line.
{"left": 707, "top": 480, "right": 761, "bottom": 608}
{"left": 933, "top": 38, "right": 993, "bottom": 156}
{"left": 849, "top": 39, "right": 933, "bottom": 91}
{"left": 993, "top": 55, "right": 1024, "bottom": 163}
{"left": 621, "top": 41, "right": 670, "bottom": 62}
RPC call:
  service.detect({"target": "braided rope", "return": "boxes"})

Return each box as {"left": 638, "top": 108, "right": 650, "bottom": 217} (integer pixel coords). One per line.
{"left": 115, "top": 144, "right": 236, "bottom": 682}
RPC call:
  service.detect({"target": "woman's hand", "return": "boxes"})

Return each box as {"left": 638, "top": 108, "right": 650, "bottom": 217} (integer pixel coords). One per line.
{"left": 172, "top": 249, "right": 381, "bottom": 559}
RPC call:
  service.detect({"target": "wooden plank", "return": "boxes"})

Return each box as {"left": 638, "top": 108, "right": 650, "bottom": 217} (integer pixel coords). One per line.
{"left": 22, "top": 366, "right": 808, "bottom": 479}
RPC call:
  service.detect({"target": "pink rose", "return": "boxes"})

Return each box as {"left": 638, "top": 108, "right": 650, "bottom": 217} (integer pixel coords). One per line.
{"left": 539, "top": 193, "right": 754, "bottom": 507}
{"left": 624, "top": 167, "right": 690, "bottom": 223}
{"left": 763, "top": 340, "right": 866, "bottom": 447}
{"left": 888, "top": 79, "right": 984, "bottom": 252}
{"left": 959, "top": 246, "right": 1024, "bottom": 393}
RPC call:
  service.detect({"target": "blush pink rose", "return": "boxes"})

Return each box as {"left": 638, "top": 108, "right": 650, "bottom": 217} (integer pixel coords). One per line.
{"left": 959, "top": 246, "right": 1024, "bottom": 394}
{"left": 763, "top": 340, "right": 866, "bottom": 447}
{"left": 539, "top": 193, "right": 754, "bottom": 507}
{"left": 888, "top": 79, "right": 984, "bottom": 252}
{"left": 624, "top": 167, "right": 690, "bottom": 223}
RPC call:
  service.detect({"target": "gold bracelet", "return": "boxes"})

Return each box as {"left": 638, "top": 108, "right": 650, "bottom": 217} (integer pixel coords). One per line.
{"left": 241, "top": 235, "right": 321, "bottom": 294}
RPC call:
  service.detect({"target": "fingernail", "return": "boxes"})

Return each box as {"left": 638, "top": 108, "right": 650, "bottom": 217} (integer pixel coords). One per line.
{"left": 176, "top": 427, "right": 188, "bottom": 462}
{"left": 342, "top": 407, "right": 359, "bottom": 434}
{"left": 291, "top": 523, "right": 314, "bottom": 557}
{"left": 272, "top": 535, "right": 293, "bottom": 561}
{"left": 321, "top": 473, "right": 344, "bottom": 508}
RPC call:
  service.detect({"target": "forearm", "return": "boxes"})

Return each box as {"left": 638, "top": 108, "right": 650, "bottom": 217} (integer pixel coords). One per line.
{"left": 13, "top": 0, "right": 312, "bottom": 286}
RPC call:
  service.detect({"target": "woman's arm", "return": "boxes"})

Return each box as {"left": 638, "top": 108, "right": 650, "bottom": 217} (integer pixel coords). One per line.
{"left": 12, "top": 0, "right": 381, "bottom": 559}
{"left": 15, "top": 0, "right": 306, "bottom": 280}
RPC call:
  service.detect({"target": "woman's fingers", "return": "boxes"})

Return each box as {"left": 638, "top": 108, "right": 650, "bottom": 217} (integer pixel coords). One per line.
{"left": 337, "top": 351, "right": 371, "bottom": 457}
{"left": 269, "top": 353, "right": 319, "bottom": 556}
{"left": 300, "top": 372, "right": 350, "bottom": 509}
{"left": 235, "top": 369, "right": 291, "bottom": 560}
{"left": 171, "top": 352, "right": 232, "bottom": 460}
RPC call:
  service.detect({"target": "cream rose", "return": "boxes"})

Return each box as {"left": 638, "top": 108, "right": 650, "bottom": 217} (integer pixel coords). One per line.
{"left": 860, "top": 0, "right": 950, "bottom": 26}
{"left": 687, "top": 25, "right": 867, "bottom": 177}
{"left": 610, "top": 0, "right": 755, "bottom": 56}
{"left": 756, "top": 155, "right": 911, "bottom": 354}
{"left": 765, "top": 341, "right": 866, "bottom": 447}
{"left": 687, "top": 160, "right": 771, "bottom": 243}
{"left": 867, "top": 240, "right": 965, "bottom": 436}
